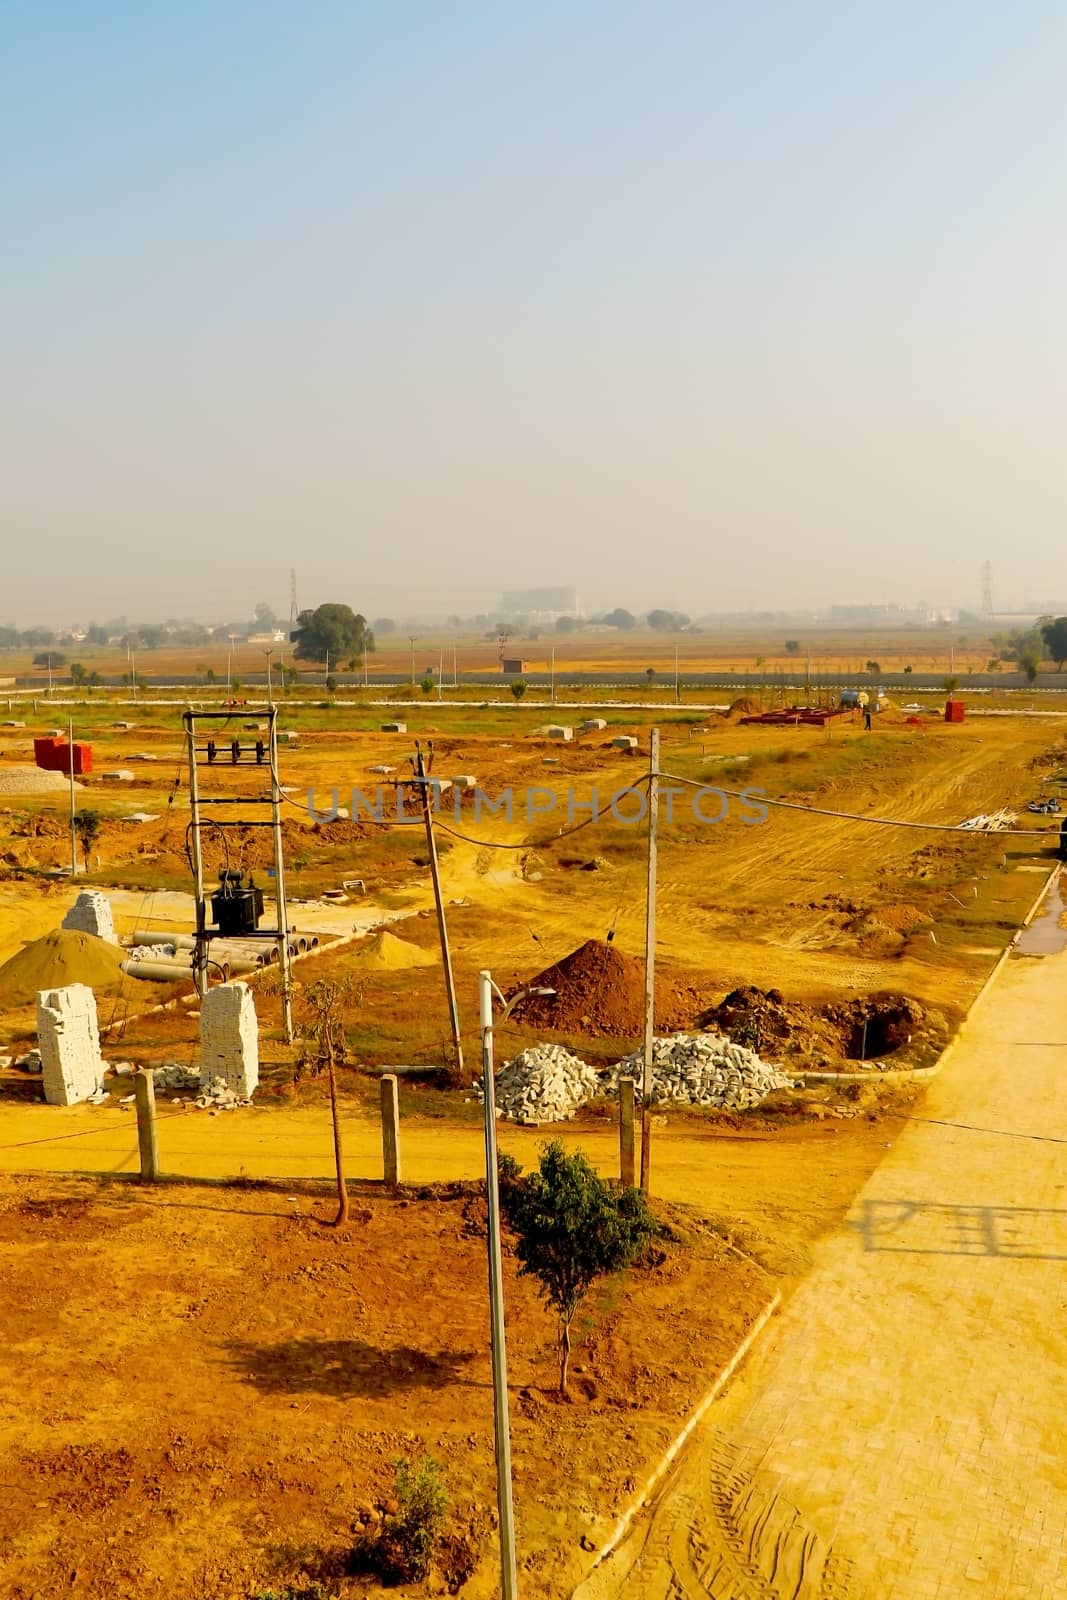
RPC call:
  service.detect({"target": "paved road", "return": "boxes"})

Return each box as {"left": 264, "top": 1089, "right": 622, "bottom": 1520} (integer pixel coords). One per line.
{"left": 584, "top": 894, "right": 1067, "bottom": 1599}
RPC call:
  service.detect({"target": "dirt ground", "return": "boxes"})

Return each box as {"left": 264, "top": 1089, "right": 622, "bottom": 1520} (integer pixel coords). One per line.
{"left": 0, "top": 1099, "right": 900, "bottom": 1600}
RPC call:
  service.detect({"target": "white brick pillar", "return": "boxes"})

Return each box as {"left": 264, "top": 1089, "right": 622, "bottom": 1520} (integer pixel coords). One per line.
{"left": 199, "top": 981, "right": 259, "bottom": 1098}
{"left": 37, "top": 984, "right": 105, "bottom": 1105}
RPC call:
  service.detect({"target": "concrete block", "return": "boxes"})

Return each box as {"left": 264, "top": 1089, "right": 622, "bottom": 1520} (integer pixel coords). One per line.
{"left": 547, "top": 725, "right": 573, "bottom": 741}
{"left": 37, "top": 983, "right": 105, "bottom": 1105}
{"left": 62, "top": 890, "right": 118, "bottom": 944}
{"left": 580, "top": 718, "right": 608, "bottom": 732}
{"left": 381, "top": 721, "right": 407, "bottom": 733}
{"left": 612, "top": 735, "right": 639, "bottom": 750}
{"left": 451, "top": 774, "right": 477, "bottom": 790}
{"left": 199, "top": 981, "right": 259, "bottom": 1098}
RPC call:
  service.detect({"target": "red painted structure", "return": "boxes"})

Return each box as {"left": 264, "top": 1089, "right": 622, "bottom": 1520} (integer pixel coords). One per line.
{"left": 738, "top": 705, "right": 852, "bottom": 728}
{"left": 33, "top": 737, "right": 93, "bottom": 774}
{"left": 944, "top": 699, "right": 965, "bottom": 724}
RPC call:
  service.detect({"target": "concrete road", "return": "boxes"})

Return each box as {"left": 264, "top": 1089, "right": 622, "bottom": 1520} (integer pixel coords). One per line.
{"left": 582, "top": 897, "right": 1067, "bottom": 1599}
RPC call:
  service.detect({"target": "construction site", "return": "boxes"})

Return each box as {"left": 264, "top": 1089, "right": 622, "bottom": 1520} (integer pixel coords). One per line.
{"left": 0, "top": 674, "right": 1065, "bottom": 1600}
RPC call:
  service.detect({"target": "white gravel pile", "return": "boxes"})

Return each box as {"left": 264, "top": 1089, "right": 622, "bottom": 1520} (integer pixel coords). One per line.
{"left": 0, "top": 765, "right": 82, "bottom": 794}
{"left": 149, "top": 1062, "right": 201, "bottom": 1092}
{"left": 604, "top": 1032, "right": 794, "bottom": 1110}
{"left": 195, "top": 1074, "right": 251, "bottom": 1109}
{"left": 477, "top": 1043, "right": 601, "bottom": 1123}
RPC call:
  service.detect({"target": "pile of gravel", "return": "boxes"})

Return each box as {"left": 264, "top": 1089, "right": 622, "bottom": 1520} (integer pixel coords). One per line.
{"left": 195, "top": 1074, "right": 250, "bottom": 1109}
{"left": 0, "top": 765, "right": 82, "bottom": 794}
{"left": 604, "top": 1032, "right": 795, "bottom": 1110}
{"left": 477, "top": 1043, "right": 601, "bottom": 1123}
{"left": 149, "top": 1062, "right": 201, "bottom": 1092}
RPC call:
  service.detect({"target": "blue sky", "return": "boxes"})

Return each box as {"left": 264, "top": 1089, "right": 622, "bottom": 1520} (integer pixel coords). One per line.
{"left": 2, "top": 2, "right": 1064, "bottom": 622}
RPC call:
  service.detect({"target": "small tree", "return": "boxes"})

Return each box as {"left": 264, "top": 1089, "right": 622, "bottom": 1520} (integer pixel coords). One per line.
{"left": 73, "top": 809, "right": 102, "bottom": 866}
{"left": 943, "top": 675, "right": 960, "bottom": 695}
{"left": 784, "top": 639, "right": 800, "bottom": 653}
{"left": 503, "top": 1142, "right": 656, "bottom": 1394}
{"left": 1018, "top": 648, "right": 1040, "bottom": 684}
{"left": 69, "top": 661, "right": 87, "bottom": 686}
{"left": 325, "top": 674, "right": 337, "bottom": 693}
{"left": 645, "top": 667, "right": 655, "bottom": 685}
{"left": 510, "top": 678, "right": 527, "bottom": 700}
{"left": 420, "top": 675, "right": 435, "bottom": 695}
{"left": 293, "top": 978, "right": 353, "bottom": 1226}
{"left": 865, "top": 659, "right": 880, "bottom": 675}
{"left": 1041, "top": 616, "right": 1067, "bottom": 671}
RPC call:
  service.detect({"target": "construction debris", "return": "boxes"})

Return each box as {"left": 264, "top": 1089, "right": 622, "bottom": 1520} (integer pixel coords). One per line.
{"left": 477, "top": 1043, "right": 601, "bottom": 1123}
{"left": 960, "top": 808, "right": 1017, "bottom": 831}
{"left": 603, "top": 1033, "right": 795, "bottom": 1110}
{"left": 62, "top": 890, "right": 118, "bottom": 944}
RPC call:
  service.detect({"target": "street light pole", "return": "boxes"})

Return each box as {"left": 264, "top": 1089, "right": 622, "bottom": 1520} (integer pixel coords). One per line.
{"left": 479, "top": 970, "right": 519, "bottom": 1600}
{"left": 264, "top": 649, "right": 274, "bottom": 705}
{"left": 409, "top": 635, "right": 417, "bottom": 685}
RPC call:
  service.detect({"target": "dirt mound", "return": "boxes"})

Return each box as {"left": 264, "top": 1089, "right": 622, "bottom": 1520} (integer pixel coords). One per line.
{"left": 350, "top": 930, "right": 436, "bottom": 971}
{"left": 507, "top": 939, "right": 697, "bottom": 1039}
{"left": 0, "top": 929, "right": 126, "bottom": 1004}
{"left": 0, "top": 766, "right": 82, "bottom": 795}
{"left": 866, "top": 903, "right": 932, "bottom": 932}
{"left": 727, "top": 696, "right": 761, "bottom": 716}
{"left": 703, "top": 984, "right": 937, "bottom": 1065}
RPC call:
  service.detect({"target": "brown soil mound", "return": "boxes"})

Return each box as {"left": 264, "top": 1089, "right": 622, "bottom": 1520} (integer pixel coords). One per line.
{"left": 350, "top": 930, "right": 436, "bottom": 970}
{"left": 507, "top": 939, "right": 698, "bottom": 1039}
{"left": 727, "top": 695, "right": 761, "bottom": 716}
{"left": 0, "top": 930, "right": 126, "bottom": 1004}
{"left": 703, "top": 984, "right": 935, "bottom": 1064}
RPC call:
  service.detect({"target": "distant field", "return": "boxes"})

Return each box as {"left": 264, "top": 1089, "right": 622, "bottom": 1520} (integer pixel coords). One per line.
{"left": 0, "top": 622, "right": 1029, "bottom": 684}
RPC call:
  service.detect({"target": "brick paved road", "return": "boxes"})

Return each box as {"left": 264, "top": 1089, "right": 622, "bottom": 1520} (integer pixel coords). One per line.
{"left": 583, "top": 930, "right": 1067, "bottom": 1599}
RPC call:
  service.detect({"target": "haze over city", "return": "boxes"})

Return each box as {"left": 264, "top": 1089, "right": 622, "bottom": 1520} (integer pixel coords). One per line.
{"left": 3, "top": 1, "right": 1064, "bottom": 624}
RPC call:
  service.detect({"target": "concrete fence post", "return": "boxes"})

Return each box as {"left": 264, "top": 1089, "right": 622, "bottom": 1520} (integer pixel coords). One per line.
{"left": 134, "top": 1070, "right": 159, "bottom": 1182}
{"left": 380, "top": 1073, "right": 401, "bottom": 1190}
{"left": 619, "top": 1076, "right": 636, "bottom": 1187}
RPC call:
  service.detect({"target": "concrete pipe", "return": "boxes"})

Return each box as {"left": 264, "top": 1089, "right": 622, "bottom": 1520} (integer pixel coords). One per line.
{"left": 120, "top": 958, "right": 195, "bottom": 983}
{"left": 131, "top": 929, "right": 196, "bottom": 950}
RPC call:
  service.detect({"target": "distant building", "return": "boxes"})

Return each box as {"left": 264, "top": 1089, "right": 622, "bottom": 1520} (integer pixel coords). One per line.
{"left": 500, "top": 587, "right": 579, "bottom": 616}
{"left": 247, "top": 630, "right": 288, "bottom": 644}
{"left": 501, "top": 657, "right": 527, "bottom": 674}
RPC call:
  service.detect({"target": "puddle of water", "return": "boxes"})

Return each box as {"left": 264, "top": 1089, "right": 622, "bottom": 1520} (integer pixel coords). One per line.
{"left": 1016, "top": 876, "right": 1067, "bottom": 956}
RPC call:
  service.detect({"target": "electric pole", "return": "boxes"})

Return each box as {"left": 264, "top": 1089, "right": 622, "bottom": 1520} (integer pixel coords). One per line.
{"left": 639, "top": 728, "right": 659, "bottom": 1192}
{"left": 414, "top": 743, "right": 464, "bottom": 1080}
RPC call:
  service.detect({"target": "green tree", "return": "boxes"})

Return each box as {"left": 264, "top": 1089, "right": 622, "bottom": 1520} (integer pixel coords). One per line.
{"left": 502, "top": 1142, "right": 656, "bottom": 1394}
{"left": 943, "top": 675, "right": 960, "bottom": 695}
{"left": 33, "top": 650, "right": 66, "bottom": 668}
{"left": 420, "top": 675, "right": 435, "bottom": 695}
{"left": 603, "top": 607, "right": 636, "bottom": 630}
{"left": 784, "top": 639, "right": 800, "bottom": 653}
{"left": 73, "top": 809, "right": 102, "bottom": 866}
{"left": 290, "top": 603, "right": 374, "bottom": 663}
{"left": 69, "top": 661, "right": 87, "bottom": 686}
{"left": 510, "top": 678, "right": 527, "bottom": 700}
{"left": 1018, "top": 648, "right": 1040, "bottom": 684}
{"left": 1040, "top": 617, "right": 1067, "bottom": 671}
{"left": 865, "top": 659, "right": 880, "bottom": 675}
{"left": 645, "top": 666, "right": 655, "bottom": 684}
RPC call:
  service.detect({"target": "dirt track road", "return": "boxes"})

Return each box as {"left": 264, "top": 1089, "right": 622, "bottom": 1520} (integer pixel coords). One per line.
{"left": 577, "top": 899, "right": 1067, "bottom": 1600}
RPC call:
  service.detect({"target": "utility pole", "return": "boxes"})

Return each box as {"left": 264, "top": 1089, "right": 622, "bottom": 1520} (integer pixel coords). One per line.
{"left": 409, "top": 636, "right": 417, "bottom": 685}
{"left": 452, "top": 643, "right": 458, "bottom": 688}
{"left": 438, "top": 649, "right": 444, "bottom": 699}
{"left": 414, "top": 743, "right": 464, "bottom": 1079}
{"left": 268, "top": 708, "right": 295, "bottom": 1043}
{"left": 674, "top": 645, "right": 680, "bottom": 705}
{"left": 67, "top": 717, "right": 77, "bottom": 878}
{"left": 639, "top": 728, "right": 660, "bottom": 1192}
{"left": 479, "top": 971, "right": 519, "bottom": 1600}
{"left": 550, "top": 646, "right": 555, "bottom": 706}
{"left": 264, "top": 649, "right": 274, "bottom": 705}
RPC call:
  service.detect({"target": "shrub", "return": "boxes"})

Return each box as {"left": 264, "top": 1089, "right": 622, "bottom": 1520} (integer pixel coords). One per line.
{"left": 351, "top": 1455, "right": 448, "bottom": 1583}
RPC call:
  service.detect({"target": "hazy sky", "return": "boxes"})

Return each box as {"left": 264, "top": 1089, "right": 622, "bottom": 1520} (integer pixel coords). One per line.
{"left": 3, "top": 2, "right": 1065, "bottom": 624}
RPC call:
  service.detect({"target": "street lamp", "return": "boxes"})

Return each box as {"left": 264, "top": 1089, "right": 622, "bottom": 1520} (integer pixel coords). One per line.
{"left": 479, "top": 972, "right": 555, "bottom": 1600}
{"left": 264, "top": 648, "right": 275, "bottom": 706}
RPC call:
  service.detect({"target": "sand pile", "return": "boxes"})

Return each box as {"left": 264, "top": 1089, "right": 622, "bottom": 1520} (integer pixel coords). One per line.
{"left": 350, "top": 930, "right": 436, "bottom": 970}
{"left": 0, "top": 929, "right": 126, "bottom": 1003}
{"left": 0, "top": 766, "right": 82, "bottom": 795}
{"left": 507, "top": 939, "right": 697, "bottom": 1039}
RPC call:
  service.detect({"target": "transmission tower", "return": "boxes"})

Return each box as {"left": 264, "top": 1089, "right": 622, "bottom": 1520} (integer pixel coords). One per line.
{"left": 289, "top": 567, "right": 299, "bottom": 626}
{"left": 980, "top": 561, "right": 994, "bottom": 624}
